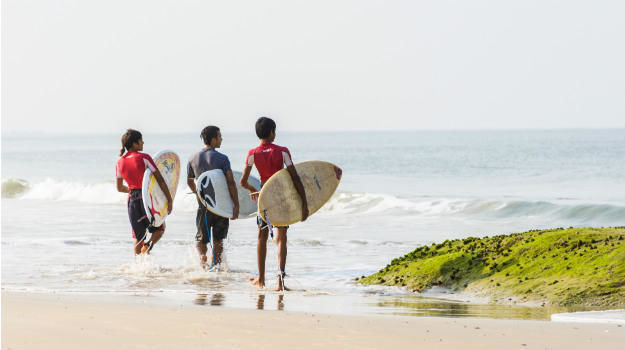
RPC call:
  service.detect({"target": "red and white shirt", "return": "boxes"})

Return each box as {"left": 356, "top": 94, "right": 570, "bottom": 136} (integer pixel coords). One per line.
{"left": 115, "top": 151, "right": 157, "bottom": 190}
{"left": 245, "top": 142, "right": 293, "bottom": 183}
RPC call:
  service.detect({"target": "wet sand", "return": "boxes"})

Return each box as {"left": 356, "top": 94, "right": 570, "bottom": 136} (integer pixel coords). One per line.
{"left": 2, "top": 292, "right": 624, "bottom": 350}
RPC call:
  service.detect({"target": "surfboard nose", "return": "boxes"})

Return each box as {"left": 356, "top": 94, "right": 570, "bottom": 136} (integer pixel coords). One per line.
{"left": 334, "top": 166, "right": 342, "bottom": 181}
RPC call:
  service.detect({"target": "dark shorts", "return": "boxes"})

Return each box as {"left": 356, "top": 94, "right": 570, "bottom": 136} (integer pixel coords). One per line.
{"left": 128, "top": 189, "right": 160, "bottom": 242}
{"left": 256, "top": 214, "right": 289, "bottom": 230}
{"left": 196, "top": 206, "right": 229, "bottom": 243}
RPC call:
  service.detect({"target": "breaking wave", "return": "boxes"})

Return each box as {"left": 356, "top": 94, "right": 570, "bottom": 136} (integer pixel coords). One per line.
{"left": 321, "top": 192, "right": 625, "bottom": 224}
{"left": 2, "top": 178, "right": 30, "bottom": 198}
{"left": 3, "top": 178, "right": 624, "bottom": 224}
{"left": 1, "top": 178, "right": 199, "bottom": 212}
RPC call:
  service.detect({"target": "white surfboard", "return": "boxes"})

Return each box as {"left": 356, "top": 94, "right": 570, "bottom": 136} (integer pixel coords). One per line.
{"left": 196, "top": 170, "right": 261, "bottom": 218}
{"left": 142, "top": 150, "right": 181, "bottom": 227}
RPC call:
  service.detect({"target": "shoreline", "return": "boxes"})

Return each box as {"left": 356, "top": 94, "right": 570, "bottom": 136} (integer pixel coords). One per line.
{"left": 3, "top": 291, "right": 624, "bottom": 350}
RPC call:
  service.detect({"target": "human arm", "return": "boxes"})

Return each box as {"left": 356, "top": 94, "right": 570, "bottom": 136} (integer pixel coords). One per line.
{"left": 186, "top": 160, "right": 199, "bottom": 201}
{"left": 225, "top": 170, "right": 239, "bottom": 219}
{"left": 187, "top": 177, "right": 197, "bottom": 194}
{"left": 153, "top": 169, "right": 173, "bottom": 214}
{"left": 286, "top": 164, "right": 308, "bottom": 221}
{"left": 116, "top": 178, "right": 129, "bottom": 193}
{"left": 239, "top": 165, "right": 259, "bottom": 202}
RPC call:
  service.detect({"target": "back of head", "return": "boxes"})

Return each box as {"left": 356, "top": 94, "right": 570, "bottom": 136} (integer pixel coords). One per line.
{"left": 201, "top": 125, "right": 220, "bottom": 146}
{"left": 255, "top": 117, "right": 276, "bottom": 140}
{"left": 120, "top": 129, "right": 142, "bottom": 156}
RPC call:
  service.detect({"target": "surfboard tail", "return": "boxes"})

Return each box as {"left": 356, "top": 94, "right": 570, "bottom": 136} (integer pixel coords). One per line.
{"left": 334, "top": 166, "right": 342, "bottom": 181}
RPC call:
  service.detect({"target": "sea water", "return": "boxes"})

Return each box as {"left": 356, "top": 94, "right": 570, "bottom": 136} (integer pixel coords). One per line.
{"left": 2, "top": 129, "right": 624, "bottom": 319}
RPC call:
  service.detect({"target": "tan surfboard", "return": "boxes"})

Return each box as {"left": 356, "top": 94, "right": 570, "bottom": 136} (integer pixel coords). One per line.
{"left": 257, "top": 161, "right": 343, "bottom": 226}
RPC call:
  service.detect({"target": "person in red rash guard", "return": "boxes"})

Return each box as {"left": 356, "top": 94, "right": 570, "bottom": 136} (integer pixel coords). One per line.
{"left": 240, "top": 117, "right": 309, "bottom": 291}
{"left": 115, "top": 129, "right": 173, "bottom": 256}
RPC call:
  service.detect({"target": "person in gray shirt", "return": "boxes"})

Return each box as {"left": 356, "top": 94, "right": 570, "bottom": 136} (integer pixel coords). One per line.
{"left": 187, "top": 126, "right": 239, "bottom": 269}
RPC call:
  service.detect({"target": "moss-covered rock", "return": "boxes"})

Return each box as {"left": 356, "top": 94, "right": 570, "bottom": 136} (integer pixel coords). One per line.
{"left": 358, "top": 227, "right": 625, "bottom": 307}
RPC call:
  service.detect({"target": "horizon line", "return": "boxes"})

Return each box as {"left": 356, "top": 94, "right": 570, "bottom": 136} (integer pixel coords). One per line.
{"left": 2, "top": 126, "right": 624, "bottom": 137}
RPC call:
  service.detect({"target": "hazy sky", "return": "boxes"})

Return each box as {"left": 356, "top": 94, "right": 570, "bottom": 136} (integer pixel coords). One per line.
{"left": 2, "top": 0, "right": 624, "bottom": 133}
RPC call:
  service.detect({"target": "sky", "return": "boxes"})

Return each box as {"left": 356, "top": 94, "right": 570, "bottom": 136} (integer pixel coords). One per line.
{"left": 2, "top": 0, "right": 624, "bottom": 133}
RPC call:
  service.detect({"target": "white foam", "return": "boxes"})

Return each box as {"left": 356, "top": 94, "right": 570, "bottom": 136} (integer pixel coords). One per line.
{"left": 20, "top": 178, "right": 126, "bottom": 204}
{"left": 320, "top": 192, "right": 625, "bottom": 223}
{"left": 8, "top": 178, "right": 625, "bottom": 223}
{"left": 551, "top": 310, "right": 625, "bottom": 325}
{"left": 10, "top": 177, "right": 201, "bottom": 212}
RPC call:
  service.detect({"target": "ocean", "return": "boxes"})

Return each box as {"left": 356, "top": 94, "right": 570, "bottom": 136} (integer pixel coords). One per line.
{"left": 2, "top": 129, "right": 624, "bottom": 319}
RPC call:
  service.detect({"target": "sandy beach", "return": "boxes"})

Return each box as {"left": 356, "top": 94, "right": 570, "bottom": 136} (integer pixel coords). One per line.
{"left": 2, "top": 292, "right": 624, "bottom": 350}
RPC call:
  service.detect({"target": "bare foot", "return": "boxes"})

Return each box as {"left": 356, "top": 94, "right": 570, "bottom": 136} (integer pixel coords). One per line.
{"left": 276, "top": 277, "right": 290, "bottom": 292}
{"left": 249, "top": 277, "right": 265, "bottom": 288}
{"left": 140, "top": 245, "right": 149, "bottom": 255}
{"left": 275, "top": 285, "right": 290, "bottom": 292}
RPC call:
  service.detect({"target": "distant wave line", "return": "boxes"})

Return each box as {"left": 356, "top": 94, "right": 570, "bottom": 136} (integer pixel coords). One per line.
{"left": 3, "top": 178, "right": 624, "bottom": 223}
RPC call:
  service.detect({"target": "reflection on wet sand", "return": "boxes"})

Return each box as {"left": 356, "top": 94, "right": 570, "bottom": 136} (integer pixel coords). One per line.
{"left": 256, "top": 294, "right": 285, "bottom": 311}
{"left": 277, "top": 294, "right": 284, "bottom": 311}
{"left": 257, "top": 294, "right": 265, "bottom": 310}
{"left": 192, "top": 291, "right": 578, "bottom": 320}
{"left": 374, "top": 296, "right": 584, "bottom": 320}
{"left": 211, "top": 293, "right": 225, "bottom": 306}
{"left": 194, "top": 293, "right": 225, "bottom": 306}
{"left": 194, "top": 294, "right": 208, "bottom": 306}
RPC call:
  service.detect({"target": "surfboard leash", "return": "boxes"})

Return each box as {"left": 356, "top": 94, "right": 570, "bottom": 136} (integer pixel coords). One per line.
{"left": 278, "top": 269, "right": 286, "bottom": 291}
{"left": 204, "top": 213, "right": 216, "bottom": 270}
{"left": 263, "top": 210, "right": 274, "bottom": 241}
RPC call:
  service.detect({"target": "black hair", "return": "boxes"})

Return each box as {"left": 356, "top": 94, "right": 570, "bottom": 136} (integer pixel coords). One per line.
{"left": 255, "top": 117, "right": 276, "bottom": 139}
{"left": 120, "top": 129, "right": 143, "bottom": 156}
{"left": 201, "top": 126, "right": 220, "bottom": 146}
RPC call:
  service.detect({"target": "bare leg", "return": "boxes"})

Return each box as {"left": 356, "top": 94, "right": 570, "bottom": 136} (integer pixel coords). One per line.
{"left": 150, "top": 223, "right": 165, "bottom": 245}
{"left": 213, "top": 240, "right": 224, "bottom": 265}
{"left": 196, "top": 242, "right": 208, "bottom": 265}
{"left": 275, "top": 227, "right": 289, "bottom": 291}
{"left": 250, "top": 226, "right": 269, "bottom": 288}
{"left": 141, "top": 224, "right": 165, "bottom": 254}
{"left": 134, "top": 239, "right": 142, "bottom": 255}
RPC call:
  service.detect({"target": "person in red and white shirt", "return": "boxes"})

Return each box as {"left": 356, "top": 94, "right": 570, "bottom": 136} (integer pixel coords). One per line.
{"left": 240, "top": 117, "right": 309, "bottom": 291}
{"left": 115, "top": 129, "right": 173, "bottom": 255}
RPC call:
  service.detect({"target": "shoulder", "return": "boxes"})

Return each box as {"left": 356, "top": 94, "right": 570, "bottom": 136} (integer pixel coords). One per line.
{"left": 274, "top": 144, "right": 290, "bottom": 154}
{"left": 137, "top": 151, "right": 152, "bottom": 159}
{"left": 138, "top": 152, "right": 157, "bottom": 166}
{"left": 188, "top": 150, "right": 201, "bottom": 162}
{"left": 246, "top": 147, "right": 259, "bottom": 157}
{"left": 215, "top": 150, "right": 230, "bottom": 161}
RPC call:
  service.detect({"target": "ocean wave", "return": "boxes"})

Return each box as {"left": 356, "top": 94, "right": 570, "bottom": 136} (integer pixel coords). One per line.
{"left": 4, "top": 178, "right": 624, "bottom": 223}
{"left": 2, "top": 178, "right": 30, "bottom": 198}
{"left": 1, "top": 177, "right": 200, "bottom": 212}
{"left": 3, "top": 178, "right": 127, "bottom": 204}
{"left": 321, "top": 192, "right": 625, "bottom": 223}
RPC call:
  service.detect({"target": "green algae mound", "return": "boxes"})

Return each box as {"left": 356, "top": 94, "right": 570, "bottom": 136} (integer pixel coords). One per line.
{"left": 359, "top": 227, "right": 625, "bottom": 307}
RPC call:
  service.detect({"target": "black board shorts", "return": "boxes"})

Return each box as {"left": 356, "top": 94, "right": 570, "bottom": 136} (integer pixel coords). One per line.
{"left": 128, "top": 189, "right": 160, "bottom": 242}
{"left": 256, "top": 214, "right": 289, "bottom": 230}
{"left": 196, "top": 205, "right": 229, "bottom": 243}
